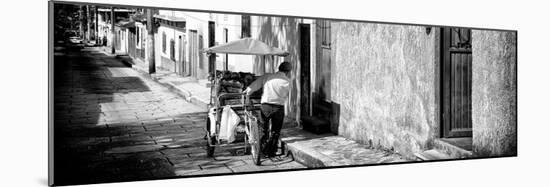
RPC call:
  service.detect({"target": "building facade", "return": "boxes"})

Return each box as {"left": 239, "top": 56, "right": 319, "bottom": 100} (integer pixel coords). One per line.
{"left": 96, "top": 8, "right": 516, "bottom": 159}
{"left": 316, "top": 21, "right": 516, "bottom": 159}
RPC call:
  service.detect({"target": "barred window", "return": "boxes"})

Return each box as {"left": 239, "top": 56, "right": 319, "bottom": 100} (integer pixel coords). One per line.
{"left": 451, "top": 28, "right": 472, "bottom": 49}
{"left": 319, "top": 20, "right": 331, "bottom": 48}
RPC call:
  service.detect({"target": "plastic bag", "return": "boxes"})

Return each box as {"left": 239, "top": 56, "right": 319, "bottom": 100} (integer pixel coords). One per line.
{"left": 219, "top": 106, "right": 241, "bottom": 143}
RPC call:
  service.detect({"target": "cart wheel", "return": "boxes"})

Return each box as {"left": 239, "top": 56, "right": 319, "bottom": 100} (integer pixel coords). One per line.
{"left": 243, "top": 132, "right": 249, "bottom": 154}
{"left": 249, "top": 121, "right": 262, "bottom": 165}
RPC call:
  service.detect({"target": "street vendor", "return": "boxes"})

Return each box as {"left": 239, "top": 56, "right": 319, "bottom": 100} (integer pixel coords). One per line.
{"left": 243, "top": 61, "right": 292, "bottom": 157}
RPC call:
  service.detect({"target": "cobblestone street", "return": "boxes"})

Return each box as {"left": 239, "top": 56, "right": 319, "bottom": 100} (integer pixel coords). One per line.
{"left": 53, "top": 46, "right": 305, "bottom": 186}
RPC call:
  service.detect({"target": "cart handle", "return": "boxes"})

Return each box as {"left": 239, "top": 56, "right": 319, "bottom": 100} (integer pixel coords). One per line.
{"left": 241, "top": 93, "right": 251, "bottom": 111}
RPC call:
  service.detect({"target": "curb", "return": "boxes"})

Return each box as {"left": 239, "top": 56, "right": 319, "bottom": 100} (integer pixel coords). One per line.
{"left": 284, "top": 142, "right": 329, "bottom": 168}
{"left": 280, "top": 128, "right": 409, "bottom": 168}
{"left": 281, "top": 128, "right": 336, "bottom": 168}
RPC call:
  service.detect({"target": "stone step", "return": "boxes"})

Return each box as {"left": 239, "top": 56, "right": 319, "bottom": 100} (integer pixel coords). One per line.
{"left": 414, "top": 149, "right": 452, "bottom": 161}
{"left": 281, "top": 128, "right": 408, "bottom": 168}
{"left": 433, "top": 138, "right": 473, "bottom": 159}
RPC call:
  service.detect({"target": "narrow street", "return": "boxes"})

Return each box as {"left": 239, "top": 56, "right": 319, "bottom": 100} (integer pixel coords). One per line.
{"left": 53, "top": 45, "right": 304, "bottom": 186}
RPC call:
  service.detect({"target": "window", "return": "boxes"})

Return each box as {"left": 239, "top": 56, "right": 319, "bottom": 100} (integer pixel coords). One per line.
{"left": 319, "top": 20, "right": 331, "bottom": 48}
{"left": 136, "top": 29, "right": 140, "bottom": 47}
{"left": 170, "top": 39, "right": 175, "bottom": 61}
{"left": 162, "top": 32, "right": 167, "bottom": 54}
{"left": 241, "top": 15, "right": 251, "bottom": 38}
{"left": 451, "top": 28, "right": 472, "bottom": 49}
{"left": 175, "top": 22, "right": 185, "bottom": 29}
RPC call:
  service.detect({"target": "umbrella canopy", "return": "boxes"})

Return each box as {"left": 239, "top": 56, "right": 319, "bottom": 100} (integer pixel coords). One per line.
{"left": 205, "top": 38, "right": 289, "bottom": 56}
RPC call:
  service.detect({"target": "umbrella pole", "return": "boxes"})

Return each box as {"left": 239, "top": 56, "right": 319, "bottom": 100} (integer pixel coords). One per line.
{"left": 271, "top": 56, "right": 275, "bottom": 73}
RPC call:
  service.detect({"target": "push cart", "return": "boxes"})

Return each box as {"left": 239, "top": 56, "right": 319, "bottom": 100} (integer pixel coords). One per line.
{"left": 203, "top": 38, "right": 289, "bottom": 165}
{"left": 205, "top": 92, "right": 263, "bottom": 165}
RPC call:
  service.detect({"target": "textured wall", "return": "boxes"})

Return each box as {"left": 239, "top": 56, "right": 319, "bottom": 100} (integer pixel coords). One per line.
{"left": 330, "top": 22, "right": 439, "bottom": 157}
{"left": 471, "top": 30, "right": 517, "bottom": 157}
{"left": 251, "top": 16, "right": 303, "bottom": 122}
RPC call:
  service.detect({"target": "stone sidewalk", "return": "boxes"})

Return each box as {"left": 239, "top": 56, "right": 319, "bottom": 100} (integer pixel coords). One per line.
{"left": 281, "top": 128, "right": 411, "bottom": 168}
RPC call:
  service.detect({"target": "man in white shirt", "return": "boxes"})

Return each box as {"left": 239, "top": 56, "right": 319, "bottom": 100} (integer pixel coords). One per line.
{"left": 243, "top": 62, "right": 292, "bottom": 157}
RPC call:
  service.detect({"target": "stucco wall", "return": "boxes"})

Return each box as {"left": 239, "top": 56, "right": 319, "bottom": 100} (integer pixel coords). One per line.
{"left": 471, "top": 30, "right": 517, "bottom": 157}
{"left": 331, "top": 22, "right": 439, "bottom": 157}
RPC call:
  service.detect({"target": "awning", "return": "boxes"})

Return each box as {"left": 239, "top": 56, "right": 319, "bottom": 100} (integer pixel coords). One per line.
{"left": 204, "top": 38, "right": 289, "bottom": 56}
{"left": 116, "top": 20, "right": 135, "bottom": 28}
{"left": 131, "top": 13, "right": 147, "bottom": 22}
{"left": 154, "top": 14, "right": 186, "bottom": 22}
{"left": 97, "top": 8, "right": 134, "bottom": 13}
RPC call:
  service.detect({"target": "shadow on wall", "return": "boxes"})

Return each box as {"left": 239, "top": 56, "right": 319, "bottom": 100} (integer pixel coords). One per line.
{"left": 253, "top": 16, "right": 301, "bottom": 119}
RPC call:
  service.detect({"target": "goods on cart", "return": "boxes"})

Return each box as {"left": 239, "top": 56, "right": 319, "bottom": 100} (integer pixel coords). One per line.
{"left": 209, "top": 70, "right": 262, "bottom": 105}
{"left": 210, "top": 71, "right": 258, "bottom": 91}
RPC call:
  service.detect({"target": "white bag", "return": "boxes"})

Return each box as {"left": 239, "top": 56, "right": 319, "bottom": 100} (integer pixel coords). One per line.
{"left": 219, "top": 106, "right": 241, "bottom": 143}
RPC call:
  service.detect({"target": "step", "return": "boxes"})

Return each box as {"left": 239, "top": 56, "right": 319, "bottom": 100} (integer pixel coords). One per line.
{"left": 433, "top": 138, "right": 473, "bottom": 159}
{"left": 281, "top": 128, "right": 408, "bottom": 168}
{"left": 414, "top": 149, "right": 452, "bottom": 161}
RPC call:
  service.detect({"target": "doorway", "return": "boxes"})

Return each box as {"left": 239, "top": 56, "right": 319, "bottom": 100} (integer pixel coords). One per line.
{"left": 441, "top": 27, "right": 473, "bottom": 138}
{"left": 177, "top": 35, "right": 186, "bottom": 76}
{"left": 188, "top": 30, "right": 199, "bottom": 78}
{"left": 299, "top": 24, "right": 311, "bottom": 118}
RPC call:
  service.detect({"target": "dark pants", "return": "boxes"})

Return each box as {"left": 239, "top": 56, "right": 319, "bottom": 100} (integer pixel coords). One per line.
{"left": 260, "top": 103, "right": 284, "bottom": 156}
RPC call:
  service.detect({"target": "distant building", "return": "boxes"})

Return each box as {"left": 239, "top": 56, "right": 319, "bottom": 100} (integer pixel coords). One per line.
{"left": 96, "top": 8, "right": 133, "bottom": 52}
{"left": 128, "top": 10, "right": 147, "bottom": 63}
{"left": 153, "top": 11, "right": 251, "bottom": 80}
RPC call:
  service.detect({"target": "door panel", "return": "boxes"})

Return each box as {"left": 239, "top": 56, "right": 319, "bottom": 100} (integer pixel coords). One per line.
{"left": 188, "top": 30, "right": 199, "bottom": 78}
{"left": 299, "top": 24, "right": 311, "bottom": 118}
{"left": 177, "top": 35, "right": 186, "bottom": 76}
{"left": 441, "top": 27, "right": 472, "bottom": 138}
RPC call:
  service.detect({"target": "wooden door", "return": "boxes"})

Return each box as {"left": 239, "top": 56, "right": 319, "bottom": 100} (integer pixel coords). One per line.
{"left": 299, "top": 24, "right": 311, "bottom": 118}
{"left": 177, "top": 35, "right": 186, "bottom": 76}
{"left": 128, "top": 30, "right": 136, "bottom": 58}
{"left": 441, "top": 27, "right": 473, "bottom": 138}
{"left": 188, "top": 30, "right": 199, "bottom": 78}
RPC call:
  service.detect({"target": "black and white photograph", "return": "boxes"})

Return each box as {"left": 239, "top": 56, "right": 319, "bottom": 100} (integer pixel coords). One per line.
{"left": 47, "top": 1, "right": 520, "bottom": 186}
{"left": 11, "top": 0, "right": 550, "bottom": 186}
